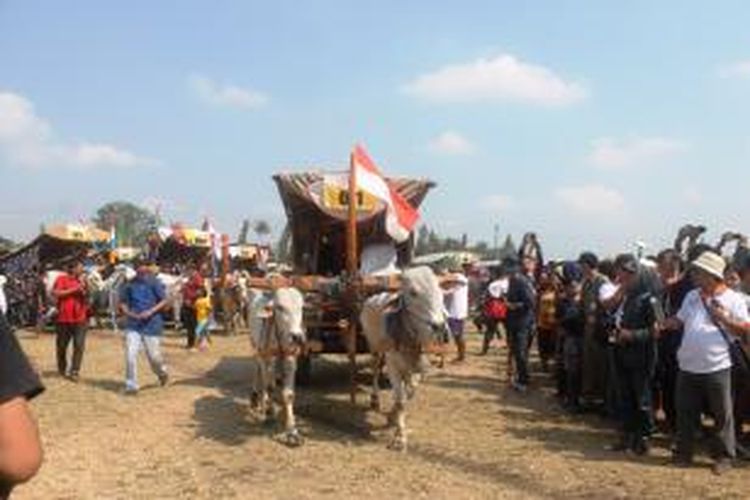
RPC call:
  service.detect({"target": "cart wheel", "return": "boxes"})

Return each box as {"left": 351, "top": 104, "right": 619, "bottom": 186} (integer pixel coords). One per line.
{"left": 296, "top": 354, "right": 313, "bottom": 386}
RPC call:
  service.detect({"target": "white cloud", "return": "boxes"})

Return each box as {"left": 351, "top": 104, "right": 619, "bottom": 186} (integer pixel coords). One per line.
{"left": 555, "top": 184, "right": 625, "bottom": 214}
{"left": 586, "top": 136, "right": 687, "bottom": 170}
{"left": 402, "top": 54, "right": 587, "bottom": 106}
{"left": 187, "top": 74, "right": 268, "bottom": 110}
{"left": 718, "top": 60, "right": 750, "bottom": 79}
{"left": 0, "top": 91, "right": 160, "bottom": 169}
{"left": 480, "top": 194, "right": 514, "bottom": 212}
{"left": 428, "top": 130, "right": 476, "bottom": 156}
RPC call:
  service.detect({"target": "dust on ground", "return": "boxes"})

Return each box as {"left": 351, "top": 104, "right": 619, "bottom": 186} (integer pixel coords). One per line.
{"left": 13, "top": 329, "right": 750, "bottom": 499}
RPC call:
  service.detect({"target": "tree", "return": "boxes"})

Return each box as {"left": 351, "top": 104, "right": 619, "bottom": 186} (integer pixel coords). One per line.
{"left": 0, "top": 236, "right": 17, "bottom": 253}
{"left": 238, "top": 219, "right": 250, "bottom": 244}
{"left": 275, "top": 224, "right": 292, "bottom": 263}
{"left": 427, "top": 229, "right": 440, "bottom": 253}
{"left": 473, "top": 241, "right": 490, "bottom": 257}
{"left": 499, "top": 234, "right": 517, "bottom": 259}
{"left": 253, "top": 220, "right": 272, "bottom": 242}
{"left": 92, "top": 201, "right": 158, "bottom": 247}
{"left": 416, "top": 225, "right": 430, "bottom": 255}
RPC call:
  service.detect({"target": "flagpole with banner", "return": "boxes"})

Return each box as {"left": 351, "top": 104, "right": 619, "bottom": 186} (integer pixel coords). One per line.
{"left": 347, "top": 149, "right": 358, "bottom": 277}
{"left": 346, "top": 147, "right": 359, "bottom": 404}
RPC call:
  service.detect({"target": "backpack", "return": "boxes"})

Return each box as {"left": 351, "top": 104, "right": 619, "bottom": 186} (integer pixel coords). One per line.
{"left": 484, "top": 296, "right": 508, "bottom": 321}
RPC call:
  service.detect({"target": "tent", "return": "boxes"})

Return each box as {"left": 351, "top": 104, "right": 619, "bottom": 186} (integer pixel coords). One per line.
{"left": 0, "top": 224, "right": 109, "bottom": 326}
{"left": 0, "top": 224, "right": 109, "bottom": 274}
{"left": 228, "top": 243, "right": 271, "bottom": 270}
{"left": 151, "top": 226, "right": 215, "bottom": 266}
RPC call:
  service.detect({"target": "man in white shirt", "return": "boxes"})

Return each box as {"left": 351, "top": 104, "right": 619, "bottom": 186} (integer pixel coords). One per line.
{"left": 442, "top": 268, "right": 469, "bottom": 362}
{"left": 662, "top": 251, "right": 750, "bottom": 475}
{"left": 480, "top": 270, "right": 509, "bottom": 355}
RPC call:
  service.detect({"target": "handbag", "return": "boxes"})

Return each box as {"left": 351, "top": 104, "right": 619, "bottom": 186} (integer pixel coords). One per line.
{"left": 701, "top": 297, "right": 750, "bottom": 377}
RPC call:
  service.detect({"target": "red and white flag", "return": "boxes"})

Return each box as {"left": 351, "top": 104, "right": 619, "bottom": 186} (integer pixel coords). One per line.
{"left": 351, "top": 144, "right": 419, "bottom": 243}
{"left": 201, "top": 217, "right": 222, "bottom": 261}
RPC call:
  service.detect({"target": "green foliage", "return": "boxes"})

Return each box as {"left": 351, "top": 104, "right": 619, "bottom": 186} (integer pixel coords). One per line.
{"left": 415, "top": 224, "right": 497, "bottom": 259}
{"left": 499, "top": 234, "right": 517, "bottom": 259}
{"left": 0, "top": 235, "right": 17, "bottom": 253}
{"left": 238, "top": 219, "right": 250, "bottom": 244}
{"left": 92, "top": 201, "right": 158, "bottom": 247}
{"left": 253, "top": 220, "right": 271, "bottom": 237}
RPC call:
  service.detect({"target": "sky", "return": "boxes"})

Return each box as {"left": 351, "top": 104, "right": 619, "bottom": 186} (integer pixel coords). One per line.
{"left": 1, "top": 1, "right": 749, "bottom": 257}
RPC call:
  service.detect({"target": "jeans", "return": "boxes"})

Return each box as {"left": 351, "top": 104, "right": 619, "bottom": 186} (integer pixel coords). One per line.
{"left": 676, "top": 368, "right": 735, "bottom": 460}
{"left": 56, "top": 323, "right": 86, "bottom": 376}
{"left": 537, "top": 328, "right": 556, "bottom": 363}
{"left": 124, "top": 330, "right": 167, "bottom": 391}
{"left": 656, "top": 332, "right": 682, "bottom": 432}
{"left": 563, "top": 335, "right": 583, "bottom": 406}
{"left": 196, "top": 320, "right": 209, "bottom": 341}
{"left": 615, "top": 344, "right": 654, "bottom": 443}
{"left": 582, "top": 329, "right": 607, "bottom": 402}
{"left": 482, "top": 320, "right": 503, "bottom": 353}
{"left": 508, "top": 324, "right": 532, "bottom": 385}
{"left": 181, "top": 305, "right": 197, "bottom": 348}
{"left": 447, "top": 318, "right": 465, "bottom": 338}
{"left": 605, "top": 343, "right": 624, "bottom": 421}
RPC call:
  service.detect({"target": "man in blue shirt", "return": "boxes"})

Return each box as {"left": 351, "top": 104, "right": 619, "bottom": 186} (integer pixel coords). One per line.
{"left": 119, "top": 258, "right": 169, "bottom": 394}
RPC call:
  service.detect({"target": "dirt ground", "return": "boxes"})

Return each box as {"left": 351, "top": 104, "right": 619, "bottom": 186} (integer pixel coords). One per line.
{"left": 12, "top": 328, "right": 750, "bottom": 499}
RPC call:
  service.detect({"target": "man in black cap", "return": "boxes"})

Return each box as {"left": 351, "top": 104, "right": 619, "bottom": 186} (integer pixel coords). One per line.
{"left": 503, "top": 256, "right": 537, "bottom": 392}
{"left": 607, "top": 254, "right": 660, "bottom": 455}
{"left": 578, "top": 251, "right": 609, "bottom": 412}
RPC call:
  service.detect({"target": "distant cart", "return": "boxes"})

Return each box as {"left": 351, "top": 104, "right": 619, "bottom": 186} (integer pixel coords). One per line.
{"left": 228, "top": 243, "right": 271, "bottom": 272}
{"left": 0, "top": 224, "right": 109, "bottom": 326}
{"left": 150, "top": 225, "right": 215, "bottom": 268}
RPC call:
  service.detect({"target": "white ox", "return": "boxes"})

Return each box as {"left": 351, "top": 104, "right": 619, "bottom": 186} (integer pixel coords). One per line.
{"left": 155, "top": 272, "right": 187, "bottom": 327}
{"left": 247, "top": 286, "right": 306, "bottom": 446}
{"left": 360, "top": 266, "right": 448, "bottom": 451}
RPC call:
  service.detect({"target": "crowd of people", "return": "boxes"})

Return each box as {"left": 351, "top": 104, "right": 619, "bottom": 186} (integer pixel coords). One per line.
{"left": 3, "top": 233, "right": 750, "bottom": 496}
{"left": 452, "top": 241, "right": 750, "bottom": 475}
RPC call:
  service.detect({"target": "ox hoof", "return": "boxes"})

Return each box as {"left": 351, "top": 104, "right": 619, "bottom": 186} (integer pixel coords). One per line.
{"left": 369, "top": 395, "right": 381, "bottom": 412}
{"left": 282, "top": 430, "right": 305, "bottom": 448}
{"left": 405, "top": 386, "right": 416, "bottom": 401}
{"left": 387, "top": 437, "right": 407, "bottom": 452}
{"left": 385, "top": 412, "right": 397, "bottom": 428}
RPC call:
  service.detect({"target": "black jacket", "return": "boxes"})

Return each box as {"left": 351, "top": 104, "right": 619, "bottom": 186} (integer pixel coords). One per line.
{"left": 505, "top": 273, "right": 536, "bottom": 331}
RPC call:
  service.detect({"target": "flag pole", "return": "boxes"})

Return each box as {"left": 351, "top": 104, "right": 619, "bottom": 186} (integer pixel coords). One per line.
{"left": 346, "top": 149, "right": 358, "bottom": 277}
{"left": 346, "top": 148, "right": 359, "bottom": 404}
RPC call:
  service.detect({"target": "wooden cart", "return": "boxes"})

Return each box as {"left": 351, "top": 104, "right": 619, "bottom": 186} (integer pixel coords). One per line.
{"left": 272, "top": 169, "right": 435, "bottom": 391}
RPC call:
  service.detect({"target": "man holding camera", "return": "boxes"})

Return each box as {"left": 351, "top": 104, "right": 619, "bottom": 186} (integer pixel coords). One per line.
{"left": 661, "top": 250, "right": 750, "bottom": 475}
{"left": 607, "top": 254, "right": 661, "bottom": 456}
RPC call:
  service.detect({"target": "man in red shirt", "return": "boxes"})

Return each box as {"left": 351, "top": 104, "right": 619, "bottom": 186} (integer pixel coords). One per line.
{"left": 52, "top": 259, "right": 88, "bottom": 381}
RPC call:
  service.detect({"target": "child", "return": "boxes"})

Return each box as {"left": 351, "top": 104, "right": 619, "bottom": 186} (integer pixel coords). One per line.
{"left": 194, "top": 289, "right": 212, "bottom": 351}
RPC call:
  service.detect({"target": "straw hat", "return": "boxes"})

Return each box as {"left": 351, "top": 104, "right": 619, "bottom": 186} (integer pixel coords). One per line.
{"left": 691, "top": 251, "right": 726, "bottom": 280}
